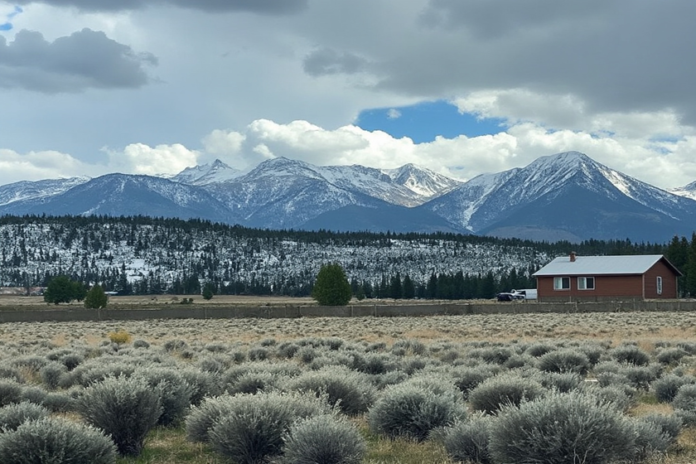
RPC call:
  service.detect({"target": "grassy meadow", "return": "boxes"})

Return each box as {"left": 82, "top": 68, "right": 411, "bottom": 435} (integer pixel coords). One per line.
{"left": 2, "top": 311, "right": 696, "bottom": 463}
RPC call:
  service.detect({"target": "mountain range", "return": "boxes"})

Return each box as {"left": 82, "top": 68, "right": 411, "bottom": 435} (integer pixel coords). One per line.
{"left": 1, "top": 151, "right": 695, "bottom": 243}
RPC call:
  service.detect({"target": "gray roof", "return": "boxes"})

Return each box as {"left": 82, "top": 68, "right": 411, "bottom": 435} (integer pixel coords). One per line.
{"left": 533, "top": 255, "right": 678, "bottom": 277}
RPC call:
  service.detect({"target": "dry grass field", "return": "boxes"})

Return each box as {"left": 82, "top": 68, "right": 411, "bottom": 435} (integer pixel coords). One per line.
{"left": 2, "top": 311, "right": 696, "bottom": 463}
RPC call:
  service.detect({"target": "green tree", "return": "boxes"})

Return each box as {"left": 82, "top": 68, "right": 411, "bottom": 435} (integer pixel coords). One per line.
{"left": 312, "top": 263, "right": 352, "bottom": 306}
{"left": 84, "top": 284, "right": 108, "bottom": 309}
{"left": 43, "top": 275, "right": 86, "bottom": 305}
{"left": 202, "top": 282, "right": 215, "bottom": 300}
{"left": 402, "top": 274, "right": 415, "bottom": 299}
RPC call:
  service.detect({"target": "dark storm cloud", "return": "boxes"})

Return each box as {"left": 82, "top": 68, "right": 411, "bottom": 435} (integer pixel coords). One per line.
{"left": 303, "top": 48, "right": 367, "bottom": 76}
{"left": 359, "top": 0, "right": 696, "bottom": 124}
{"left": 13, "top": 0, "right": 308, "bottom": 14}
{"left": 0, "top": 29, "right": 157, "bottom": 93}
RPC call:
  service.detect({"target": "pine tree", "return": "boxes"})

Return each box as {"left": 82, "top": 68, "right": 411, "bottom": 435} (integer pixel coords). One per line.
{"left": 84, "top": 284, "right": 108, "bottom": 309}
{"left": 202, "top": 282, "right": 215, "bottom": 300}
{"left": 402, "top": 274, "right": 415, "bottom": 299}
{"left": 312, "top": 263, "right": 352, "bottom": 306}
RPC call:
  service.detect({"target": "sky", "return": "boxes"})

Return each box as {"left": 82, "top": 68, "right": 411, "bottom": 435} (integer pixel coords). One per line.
{"left": 0, "top": 0, "right": 695, "bottom": 189}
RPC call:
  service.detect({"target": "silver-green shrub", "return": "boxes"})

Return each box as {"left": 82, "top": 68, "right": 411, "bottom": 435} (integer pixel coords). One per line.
{"left": 673, "top": 384, "right": 696, "bottom": 426}
{"left": 489, "top": 391, "right": 637, "bottom": 464}
{"left": 468, "top": 373, "right": 545, "bottom": 415}
{"left": 0, "top": 402, "right": 48, "bottom": 432}
{"left": 76, "top": 375, "right": 162, "bottom": 456}
{"left": 206, "top": 391, "right": 330, "bottom": 464}
{"left": 537, "top": 348, "right": 590, "bottom": 375}
{"left": 653, "top": 374, "right": 695, "bottom": 403}
{"left": 442, "top": 415, "right": 493, "bottom": 464}
{"left": 0, "top": 417, "right": 116, "bottom": 464}
{"left": 287, "top": 366, "right": 376, "bottom": 416}
{"left": 134, "top": 368, "right": 193, "bottom": 426}
{"left": 640, "top": 413, "right": 682, "bottom": 443}
{"left": 39, "top": 362, "right": 66, "bottom": 390}
{"left": 611, "top": 345, "right": 651, "bottom": 366}
{"left": 368, "top": 377, "right": 466, "bottom": 441}
{"left": 656, "top": 347, "right": 688, "bottom": 365}
{"left": 0, "top": 380, "right": 22, "bottom": 407}
{"left": 281, "top": 414, "right": 366, "bottom": 464}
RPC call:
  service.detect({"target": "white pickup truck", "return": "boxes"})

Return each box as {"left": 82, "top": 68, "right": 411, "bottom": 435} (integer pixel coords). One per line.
{"left": 496, "top": 289, "right": 537, "bottom": 301}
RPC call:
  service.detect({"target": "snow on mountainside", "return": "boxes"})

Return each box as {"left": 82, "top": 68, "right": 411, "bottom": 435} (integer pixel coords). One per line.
{"left": 670, "top": 181, "right": 696, "bottom": 201}
{"left": 171, "top": 159, "right": 243, "bottom": 185}
{"left": 0, "top": 177, "right": 90, "bottom": 206}
{"left": 423, "top": 151, "right": 696, "bottom": 242}
{"left": 0, "top": 174, "right": 239, "bottom": 224}
{"left": 383, "top": 163, "right": 462, "bottom": 198}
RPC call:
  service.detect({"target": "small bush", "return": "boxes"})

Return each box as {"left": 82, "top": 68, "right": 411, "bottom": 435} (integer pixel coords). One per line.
{"left": 539, "top": 372, "right": 582, "bottom": 393}
{"left": 0, "top": 402, "right": 49, "bottom": 432}
{"left": 227, "top": 371, "right": 279, "bottom": 395}
{"left": 76, "top": 375, "right": 162, "bottom": 456}
{"left": 368, "top": 378, "right": 466, "bottom": 441}
{"left": 656, "top": 347, "right": 688, "bottom": 365}
{"left": 107, "top": 330, "right": 131, "bottom": 345}
{"left": 640, "top": 413, "right": 682, "bottom": 443}
{"left": 287, "top": 367, "right": 376, "bottom": 416}
{"left": 584, "top": 385, "right": 635, "bottom": 412}
{"left": 673, "top": 384, "right": 696, "bottom": 426}
{"left": 632, "top": 419, "right": 671, "bottom": 462}
{"left": 622, "top": 365, "right": 659, "bottom": 390}
{"left": 537, "top": 349, "right": 590, "bottom": 375}
{"left": 442, "top": 415, "right": 493, "bottom": 464}
{"left": 612, "top": 345, "right": 651, "bottom": 366}
{"left": 488, "top": 392, "right": 637, "bottom": 464}
{"left": 132, "top": 339, "right": 150, "bottom": 349}
{"left": 281, "top": 414, "right": 366, "bottom": 464}
{"left": 525, "top": 343, "right": 555, "bottom": 358}
{"left": 0, "top": 417, "right": 116, "bottom": 464}
{"left": 206, "top": 392, "right": 330, "bottom": 464}
{"left": 653, "top": 374, "right": 695, "bottom": 403}
{"left": 468, "top": 374, "right": 545, "bottom": 415}
{"left": 134, "top": 368, "right": 193, "bottom": 426}
{"left": 39, "top": 362, "right": 66, "bottom": 390}
{"left": 0, "top": 380, "right": 22, "bottom": 407}
{"left": 451, "top": 367, "right": 495, "bottom": 400}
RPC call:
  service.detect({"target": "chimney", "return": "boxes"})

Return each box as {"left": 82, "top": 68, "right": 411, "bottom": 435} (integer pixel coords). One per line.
{"left": 570, "top": 252, "right": 576, "bottom": 262}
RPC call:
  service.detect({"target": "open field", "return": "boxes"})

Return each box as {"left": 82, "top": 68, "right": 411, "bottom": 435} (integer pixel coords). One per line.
{"left": 2, "top": 312, "right": 696, "bottom": 463}
{"left": 0, "top": 293, "right": 496, "bottom": 307}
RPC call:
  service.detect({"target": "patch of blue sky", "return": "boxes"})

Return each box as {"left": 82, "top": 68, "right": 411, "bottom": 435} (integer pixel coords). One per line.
{"left": 649, "top": 135, "right": 684, "bottom": 144}
{"left": 0, "top": 5, "right": 22, "bottom": 31}
{"left": 354, "top": 100, "right": 507, "bottom": 143}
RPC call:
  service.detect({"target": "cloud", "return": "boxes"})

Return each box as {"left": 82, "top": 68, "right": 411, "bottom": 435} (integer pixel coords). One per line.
{"left": 303, "top": 48, "right": 367, "bottom": 77}
{"left": 0, "top": 148, "right": 97, "bottom": 185}
{"left": 105, "top": 143, "right": 200, "bottom": 176}
{"left": 0, "top": 28, "right": 157, "bottom": 93}
{"left": 12, "top": 0, "right": 308, "bottom": 14}
{"left": 0, "top": 5, "right": 22, "bottom": 31}
{"left": 4, "top": 116, "right": 696, "bottom": 191}
{"left": 387, "top": 109, "right": 401, "bottom": 119}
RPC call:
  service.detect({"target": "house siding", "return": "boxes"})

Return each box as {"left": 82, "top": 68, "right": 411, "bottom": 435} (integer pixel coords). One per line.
{"left": 644, "top": 260, "right": 679, "bottom": 299}
{"left": 537, "top": 275, "right": 644, "bottom": 302}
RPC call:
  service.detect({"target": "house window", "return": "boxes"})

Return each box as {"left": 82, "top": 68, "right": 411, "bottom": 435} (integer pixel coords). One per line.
{"left": 578, "top": 277, "right": 595, "bottom": 290}
{"left": 553, "top": 276, "right": 570, "bottom": 290}
{"left": 657, "top": 276, "right": 663, "bottom": 295}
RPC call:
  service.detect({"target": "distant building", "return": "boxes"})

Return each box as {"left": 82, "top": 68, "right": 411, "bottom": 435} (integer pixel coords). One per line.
{"left": 533, "top": 253, "right": 681, "bottom": 302}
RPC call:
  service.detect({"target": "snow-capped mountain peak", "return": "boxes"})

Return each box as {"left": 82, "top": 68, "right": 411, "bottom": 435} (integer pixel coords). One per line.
{"left": 383, "top": 163, "right": 462, "bottom": 198}
{"left": 669, "top": 181, "right": 696, "bottom": 201}
{"left": 172, "top": 159, "right": 242, "bottom": 185}
{"left": 0, "top": 176, "right": 90, "bottom": 207}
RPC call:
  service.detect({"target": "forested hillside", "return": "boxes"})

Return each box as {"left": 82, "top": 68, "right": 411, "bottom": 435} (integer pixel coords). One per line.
{"left": 0, "top": 215, "right": 686, "bottom": 299}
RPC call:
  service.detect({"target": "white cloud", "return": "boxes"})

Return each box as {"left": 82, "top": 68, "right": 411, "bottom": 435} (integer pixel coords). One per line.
{"left": 105, "top": 143, "right": 200, "bottom": 176}
{"left": 0, "top": 148, "right": 97, "bottom": 185}
{"left": 3, "top": 115, "right": 696, "bottom": 191}
{"left": 387, "top": 108, "right": 401, "bottom": 119}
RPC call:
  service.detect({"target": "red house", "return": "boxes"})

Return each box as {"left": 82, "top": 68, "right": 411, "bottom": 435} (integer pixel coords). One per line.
{"left": 533, "top": 253, "right": 682, "bottom": 302}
